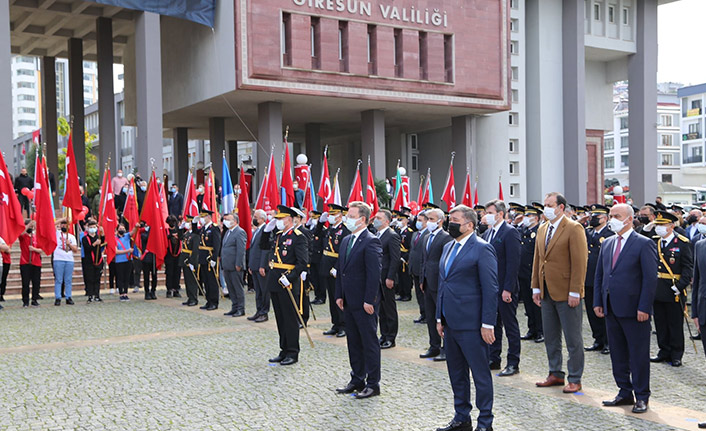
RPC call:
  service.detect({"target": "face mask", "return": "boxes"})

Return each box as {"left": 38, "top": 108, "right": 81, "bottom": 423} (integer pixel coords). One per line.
{"left": 275, "top": 219, "right": 286, "bottom": 231}
{"left": 477, "top": 223, "right": 488, "bottom": 234}
{"left": 293, "top": 185, "right": 298, "bottom": 191}
{"left": 171, "top": 188, "right": 177, "bottom": 194}
{"left": 144, "top": 226, "right": 150, "bottom": 232}
{"left": 198, "top": 188, "right": 204, "bottom": 194}
{"left": 543, "top": 207, "right": 556, "bottom": 220}
{"left": 655, "top": 226, "right": 669, "bottom": 237}
{"left": 26, "top": 228, "right": 33, "bottom": 234}
{"left": 697, "top": 224, "right": 706, "bottom": 235}
{"left": 447, "top": 222, "right": 463, "bottom": 238}
{"left": 122, "top": 187, "right": 128, "bottom": 193}
{"left": 344, "top": 217, "right": 359, "bottom": 231}
{"left": 426, "top": 221, "right": 438, "bottom": 232}
{"left": 61, "top": 227, "right": 67, "bottom": 233}
{"left": 608, "top": 218, "right": 625, "bottom": 233}
{"left": 224, "top": 220, "right": 234, "bottom": 229}
{"left": 521, "top": 217, "right": 532, "bottom": 227}
{"left": 415, "top": 221, "right": 424, "bottom": 230}
{"left": 88, "top": 227, "right": 97, "bottom": 234}
{"left": 140, "top": 186, "right": 147, "bottom": 192}
{"left": 687, "top": 215, "right": 698, "bottom": 224}
{"left": 201, "top": 217, "right": 209, "bottom": 225}
{"left": 253, "top": 219, "right": 260, "bottom": 227}
{"left": 118, "top": 229, "right": 126, "bottom": 235}
{"left": 637, "top": 215, "right": 650, "bottom": 224}
{"left": 373, "top": 219, "right": 383, "bottom": 230}
{"left": 589, "top": 217, "right": 601, "bottom": 227}
{"left": 485, "top": 214, "right": 496, "bottom": 226}
{"left": 118, "top": 172, "right": 123, "bottom": 177}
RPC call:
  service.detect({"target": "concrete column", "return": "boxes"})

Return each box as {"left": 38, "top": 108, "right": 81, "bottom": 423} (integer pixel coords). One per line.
{"left": 451, "top": 115, "right": 473, "bottom": 205}
{"left": 41, "top": 56, "right": 58, "bottom": 191}
{"left": 257, "top": 102, "right": 283, "bottom": 191}
{"left": 361, "top": 109, "right": 385, "bottom": 179}
{"left": 68, "top": 38, "right": 86, "bottom": 183}
{"left": 96, "top": 17, "right": 117, "bottom": 173}
{"left": 209, "top": 117, "right": 225, "bottom": 180}
{"left": 134, "top": 12, "right": 164, "bottom": 178}
{"left": 305, "top": 123, "right": 322, "bottom": 181}
{"left": 173, "top": 127, "right": 188, "bottom": 190}
{"left": 227, "top": 140, "right": 239, "bottom": 174}
{"left": 628, "top": 0, "right": 658, "bottom": 205}
{"left": 562, "top": 0, "right": 587, "bottom": 204}
{"left": 0, "top": 0, "right": 11, "bottom": 160}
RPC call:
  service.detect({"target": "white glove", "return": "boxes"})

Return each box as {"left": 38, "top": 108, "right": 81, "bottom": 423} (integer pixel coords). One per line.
{"left": 319, "top": 212, "right": 329, "bottom": 223}
{"left": 264, "top": 219, "right": 277, "bottom": 232}
{"left": 210, "top": 260, "right": 217, "bottom": 268}
{"left": 279, "top": 275, "right": 291, "bottom": 287}
{"left": 188, "top": 264, "right": 195, "bottom": 272}
{"left": 330, "top": 268, "right": 337, "bottom": 278}
{"left": 301, "top": 271, "right": 307, "bottom": 281}
{"left": 671, "top": 285, "right": 680, "bottom": 296}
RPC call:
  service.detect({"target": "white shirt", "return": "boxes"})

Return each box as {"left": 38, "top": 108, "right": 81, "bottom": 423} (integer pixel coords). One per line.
{"left": 613, "top": 227, "right": 634, "bottom": 255}
{"left": 348, "top": 227, "right": 365, "bottom": 249}
{"left": 659, "top": 232, "right": 674, "bottom": 249}
{"left": 376, "top": 226, "right": 389, "bottom": 238}
{"left": 54, "top": 230, "right": 77, "bottom": 262}
{"left": 532, "top": 215, "right": 580, "bottom": 298}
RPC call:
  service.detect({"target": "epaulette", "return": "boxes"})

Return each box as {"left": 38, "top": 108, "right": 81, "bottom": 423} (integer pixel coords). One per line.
{"left": 677, "top": 234, "right": 690, "bottom": 243}
{"left": 652, "top": 236, "right": 661, "bottom": 240}
{"left": 294, "top": 228, "right": 302, "bottom": 236}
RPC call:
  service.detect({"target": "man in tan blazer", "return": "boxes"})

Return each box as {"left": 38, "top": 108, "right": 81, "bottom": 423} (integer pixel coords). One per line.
{"left": 531, "top": 192, "right": 588, "bottom": 393}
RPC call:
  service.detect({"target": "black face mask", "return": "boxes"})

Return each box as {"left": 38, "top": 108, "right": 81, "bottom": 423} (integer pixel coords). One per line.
{"left": 60, "top": 227, "right": 67, "bottom": 233}
{"left": 687, "top": 215, "right": 698, "bottom": 224}
{"left": 589, "top": 217, "right": 601, "bottom": 227}
{"left": 253, "top": 219, "right": 260, "bottom": 227}
{"left": 477, "top": 223, "right": 488, "bottom": 235}
{"left": 26, "top": 228, "right": 33, "bottom": 234}
{"left": 118, "top": 230, "right": 126, "bottom": 235}
{"left": 448, "top": 222, "right": 463, "bottom": 238}
{"left": 637, "top": 216, "right": 650, "bottom": 225}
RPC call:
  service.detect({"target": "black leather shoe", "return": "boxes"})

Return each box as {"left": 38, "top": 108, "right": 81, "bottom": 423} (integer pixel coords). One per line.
{"left": 489, "top": 361, "right": 501, "bottom": 370}
{"left": 232, "top": 310, "right": 245, "bottom": 317}
{"left": 166, "top": 290, "right": 173, "bottom": 298}
{"left": 413, "top": 315, "right": 427, "bottom": 324}
{"left": 692, "top": 333, "right": 702, "bottom": 341}
{"left": 698, "top": 421, "right": 706, "bottom": 429}
{"left": 399, "top": 296, "right": 412, "bottom": 301}
{"left": 336, "top": 382, "right": 365, "bottom": 394}
{"left": 521, "top": 332, "right": 537, "bottom": 340}
{"left": 498, "top": 365, "right": 519, "bottom": 377}
{"left": 280, "top": 357, "right": 298, "bottom": 366}
{"left": 199, "top": 304, "right": 211, "bottom": 310}
{"left": 323, "top": 328, "right": 338, "bottom": 336}
{"left": 670, "top": 359, "right": 682, "bottom": 367}
{"left": 186, "top": 301, "right": 198, "bottom": 307}
{"left": 269, "top": 354, "right": 285, "bottom": 363}
{"left": 254, "top": 314, "right": 269, "bottom": 322}
{"left": 632, "top": 400, "right": 648, "bottom": 413}
{"left": 173, "top": 291, "right": 182, "bottom": 298}
{"left": 650, "top": 356, "right": 667, "bottom": 363}
{"left": 205, "top": 305, "right": 217, "bottom": 311}
{"left": 224, "top": 310, "right": 237, "bottom": 316}
{"left": 436, "top": 420, "right": 472, "bottom": 431}
{"left": 602, "top": 395, "right": 635, "bottom": 406}
{"left": 336, "top": 330, "right": 346, "bottom": 337}
{"left": 66, "top": 298, "right": 74, "bottom": 305}
{"left": 31, "top": 300, "right": 39, "bottom": 307}
{"left": 247, "top": 314, "right": 259, "bottom": 321}
{"left": 311, "top": 298, "right": 325, "bottom": 305}
{"left": 54, "top": 299, "right": 61, "bottom": 306}
{"left": 601, "top": 347, "right": 610, "bottom": 355}
{"left": 534, "top": 334, "right": 545, "bottom": 343}
{"left": 380, "top": 340, "right": 395, "bottom": 349}
{"left": 0, "top": 295, "right": 4, "bottom": 302}
{"left": 584, "top": 342, "right": 604, "bottom": 352}
{"left": 420, "top": 348, "right": 441, "bottom": 358}
{"left": 433, "top": 353, "right": 447, "bottom": 362}
{"left": 475, "top": 427, "right": 493, "bottom": 431}
{"left": 355, "top": 387, "right": 380, "bottom": 399}
{"left": 150, "top": 292, "right": 157, "bottom": 300}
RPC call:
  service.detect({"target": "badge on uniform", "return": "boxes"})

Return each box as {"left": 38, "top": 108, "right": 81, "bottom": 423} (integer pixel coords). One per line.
{"left": 599, "top": 237, "right": 605, "bottom": 243}
{"left": 282, "top": 250, "right": 287, "bottom": 256}
{"left": 335, "top": 239, "right": 339, "bottom": 245}
{"left": 337, "top": 229, "right": 342, "bottom": 235}
{"left": 531, "top": 232, "right": 536, "bottom": 239}
{"left": 285, "top": 239, "right": 292, "bottom": 245}
{"left": 669, "top": 257, "right": 675, "bottom": 264}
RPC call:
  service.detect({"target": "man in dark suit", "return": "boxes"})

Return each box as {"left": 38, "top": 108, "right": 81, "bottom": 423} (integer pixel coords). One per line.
{"left": 420, "top": 206, "right": 452, "bottom": 361}
{"left": 584, "top": 204, "right": 614, "bottom": 355}
{"left": 316, "top": 204, "right": 350, "bottom": 337}
{"left": 168, "top": 184, "right": 184, "bottom": 216}
{"left": 373, "top": 209, "right": 401, "bottom": 349}
{"left": 435, "top": 205, "right": 498, "bottom": 431}
{"left": 410, "top": 211, "right": 430, "bottom": 323}
{"left": 482, "top": 200, "right": 521, "bottom": 377}
{"left": 594, "top": 203, "right": 658, "bottom": 414}
{"left": 247, "top": 210, "right": 270, "bottom": 322}
{"left": 334, "top": 201, "right": 383, "bottom": 399}
{"left": 221, "top": 213, "right": 247, "bottom": 317}
{"left": 690, "top": 231, "right": 706, "bottom": 429}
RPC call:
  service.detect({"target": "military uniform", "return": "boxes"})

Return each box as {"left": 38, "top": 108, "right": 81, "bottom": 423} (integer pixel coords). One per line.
{"left": 165, "top": 226, "right": 183, "bottom": 297}
{"left": 316, "top": 204, "right": 350, "bottom": 336}
{"left": 179, "top": 220, "right": 200, "bottom": 306}
{"left": 297, "top": 220, "right": 314, "bottom": 326}
{"left": 198, "top": 213, "right": 222, "bottom": 309}
{"left": 396, "top": 220, "right": 413, "bottom": 301}
{"left": 308, "top": 212, "right": 325, "bottom": 303}
{"left": 584, "top": 204, "right": 614, "bottom": 352}
{"left": 652, "top": 211, "right": 693, "bottom": 365}
{"left": 518, "top": 206, "right": 542, "bottom": 341}
{"left": 261, "top": 206, "right": 308, "bottom": 364}
{"left": 81, "top": 231, "right": 105, "bottom": 301}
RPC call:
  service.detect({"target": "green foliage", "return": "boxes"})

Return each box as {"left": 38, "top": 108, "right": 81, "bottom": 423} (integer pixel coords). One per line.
{"left": 25, "top": 143, "right": 37, "bottom": 178}
{"left": 375, "top": 178, "right": 390, "bottom": 208}
{"left": 57, "top": 123, "right": 100, "bottom": 198}
{"left": 57, "top": 117, "right": 70, "bottom": 137}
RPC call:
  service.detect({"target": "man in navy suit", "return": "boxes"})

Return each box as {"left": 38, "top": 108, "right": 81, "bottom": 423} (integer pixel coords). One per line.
{"left": 435, "top": 205, "right": 498, "bottom": 431}
{"left": 373, "top": 209, "right": 401, "bottom": 349}
{"left": 594, "top": 203, "right": 657, "bottom": 414}
{"left": 691, "top": 229, "right": 706, "bottom": 428}
{"left": 334, "top": 201, "right": 383, "bottom": 399}
{"left": 482, "top": 200, "right": 521, "bottom": 377}
{"left": 247, "top": 210, "right": 270, "bottom": 322}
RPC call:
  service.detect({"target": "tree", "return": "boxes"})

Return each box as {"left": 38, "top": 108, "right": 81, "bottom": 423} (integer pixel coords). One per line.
{"left": 57, "top": 117, "right": 99, "bottom": 198}
{"left": 375, "top": 178, "right": 390, "bottom": 208}
{"left": 25, "top": 143, "right": 37, "bottom": 178}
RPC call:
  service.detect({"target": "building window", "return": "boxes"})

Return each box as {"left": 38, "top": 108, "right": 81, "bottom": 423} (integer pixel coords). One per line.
{"left": 444, "top": 34, "right": 453, "bottom": 83}
{"left": 510, "top": 0, "right": 518, "bottom": 9}
{"left": 510, "top": 41, "right": 519, "bottom": 55}
{"left": 620, "top": 116, "right": 628, "bottom": 129}
{"left": 621, "top": 155, "right": 629, "bottom": 168}
{"left": 17, "top": 82, "right": 34, "bottom": 89}
{"left": 662, "top": 174, "right": 673, "bottom": 184}
{"left": 511, "top": 19, "right": 519, "bottom": 33}
{"left": 18, "top": 107, "right": 35, "bottom": 114}
{"left": 511, "top": 89, "right": 519, "bottom": 103}
{"left": 310, "top": 17, "right": 320, "bottom": 69}
{"left": 620, "top": 136, "right": 629, "bottom": 148}
{"left": 281, "top": 13, "right": 292, "bottom": 66}
{"left": 622, "top": 7, "right": 629, "bottom": 25}
{"left": 338, "top": 21, "right": 349, "bottom": 72}
{"left": 594, "top": 3, "right": 601, "bottom": 20}
{"left": 18, "top": 120, "right": 36, "bottom": 126}
{"left": 660, "top": 134, "right": 673, "bottom": 147}
{"left": 419, "top": 32, "right": 428, "bottom": 80}
{"left": 604, "top": 137, "right": 614, "bottom": 150}
{"left": 17, "top": 94, "right": 35, "bottom": 102}
{"left": 608, "top": 6, "right": 615, "bottom": 23}
{"left": 367, "top": 25, "right": 377, "bottom": 75}
{"left": 509, "top": 183, "right": 519, "bottom": 198}
{"left": 605, "top": 157, "right": 615, "bottom": 170}
{"left": 393, "top": 29, "right": 403, "bottom": 77}
{"left": 660, "top": 153, "right": 673, "bottom": 166}
{"left": 509, "top": 162, "right": 519, "bottom": 175}
{"left": 660, "top": 114, "right": 673, "bottom": 127}
{"left": 511, "top": 66, "right": 518, "bottom": 81}
{"left": 509, "top": 139, "right": 518, "bottom": 153}
{"left": 691, "top": 99, "right": 702, "bottom": 111}
{"left": 509, "top": 112, "right": 519, "bottom": 126}
{"left": 411, "top": 154, "right": 418, "bottom": 171}
{"left": 16, "top": 69, "right": 34, "bottom": 76}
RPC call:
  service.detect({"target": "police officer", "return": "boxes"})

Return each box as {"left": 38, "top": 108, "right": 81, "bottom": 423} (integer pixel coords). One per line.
{"left": 395, "top": 210, "right": 413, "bottom": 302}
{"left": 584, "top": 204, "right": 613, "bottom": 354}
{"left": 316, "top": 203, "right": 350, "bottom": 337}
{"left": 261, "top": 205, "right": 308, "bottom": 366}
{"left": 651, "top": 211, "right": 693, "bottom": 367}
{"left": 518, "top": 204, "right": 544, "bottom": 343}
{"left": 180, "top": 216, "right": 200, "bottom": 306}
{"left": 198, "top": 210, "right": 221, "bottom": 310}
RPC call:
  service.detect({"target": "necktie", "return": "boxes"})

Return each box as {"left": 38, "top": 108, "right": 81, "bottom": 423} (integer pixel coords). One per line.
{"left": 445, "top": 242, "right": 461, "bottom": 274}
{"left": 346, "top": 236, "right": 355, "bottom": 261}
{"left": 427, "top": 233, "right": 435, "bottom": 251}
{"left": 488, "top": 228, "right": 496, "bottom": 243}
{"left": 545, "top": 225, "right": 554, "bottom": 248}
{"left": 662, "top": 239, "right": 667, "bottom": 250}
{"left": 612, "top": 235, "right": 623, "bottom": 269}
{"left": 413, "top": 232, "right": 422, "bottom": 246}
{"left": 224, "top": 230, "right": 230, "bottom": 243}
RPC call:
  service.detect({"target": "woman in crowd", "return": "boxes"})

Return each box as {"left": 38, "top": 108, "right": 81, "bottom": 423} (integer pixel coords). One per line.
{"left": 53, "top": 218, "right": 78, "bottom": 306}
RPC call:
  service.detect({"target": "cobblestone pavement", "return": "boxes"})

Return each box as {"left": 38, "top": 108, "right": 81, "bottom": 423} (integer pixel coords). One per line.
{"left": 0, "top": 291, "right": 704, "bottom": 430}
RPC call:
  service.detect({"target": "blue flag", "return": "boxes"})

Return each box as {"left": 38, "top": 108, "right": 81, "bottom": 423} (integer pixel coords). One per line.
{"left": 222, "top": 156, "right": 235, "bottom": 214}
{"left": 93, "top": 0, "right": 216, "bottom": 27}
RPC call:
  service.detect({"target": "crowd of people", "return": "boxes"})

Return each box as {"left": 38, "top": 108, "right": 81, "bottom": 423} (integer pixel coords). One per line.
{"left": 1, "top": 174, "right": 705, "bottom": 431}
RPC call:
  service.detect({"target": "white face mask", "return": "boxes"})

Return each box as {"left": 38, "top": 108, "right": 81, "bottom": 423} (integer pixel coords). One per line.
{"left": 485, "top": 214, "right": 496, "bottom": 226}
{"left": 697, "top": 224, "right": 706, "bottom": 235}
{"left": 426, "top": 221, "right": 438, "bottom": 232}
{"left": 655, "top": 226, "right": 669, "bottom": 237}
{"left": 543, "top": 207, "right": 557, "bottom": 220}
{"left": 88, "top": 227, "right": 97, "bottom": 235}
{"left": 117, "top": 172, "right": 123, "bottom": 177}
{"left": 521, "top": 217, "right": 532, "bottom": 227}
{"left": 344, "top": 216, "right": 359, "bottom": 231}
{"left": 608, "top": 218, "right": 626, "bottom": 233}
{"left": 275, "top": 219, "right": 286, "bottom": 231}
{"left": 223, "top": 220, "right": 235, "bottom": 229}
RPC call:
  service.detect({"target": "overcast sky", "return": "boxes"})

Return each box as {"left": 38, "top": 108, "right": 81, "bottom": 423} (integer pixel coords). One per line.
{"left": 658, "top": 0, "right": 705, "bottom": 85}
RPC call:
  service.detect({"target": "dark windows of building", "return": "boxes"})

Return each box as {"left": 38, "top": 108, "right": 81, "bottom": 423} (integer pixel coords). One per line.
{"left": 393, "top": 28, "right": 403, "bottom": 77}
{"left": 16, "top": 69, "right": 34, "bottom": 76}
{"left": 17, "top": 82, "right": 34, "bottom": 89}
{"left": 311, "top": 17, "right": 321, "bottom": 69}
{"left": 281, "top": 13, "right": 292, "bottom": 66}
{"left": 17, "top": 94, "right": 35, "bottom": 102}
{"left": 660, "top": 153, "right": 673, "bottom": 166}
{"left": 620, "top": 116, "right": 628, "bottom": 129}
{"left": 338, "top": 21, "right": 349, "bottom": 72}
{"left": 620, "top": 136, "right": 629, "bottom": 148}
{"left": 604, "top": 157, "right": 615, "bottom": 170}
{"left": 367, "top": 25, "right": 377, "bottom": 75}
{"left": 419, "top": 31, "right": 428, "bottom": 80}
{"left": 621, "top": 154, "right": 629, "bottom": 169}
{"left": 18, "top": 120, "right": 36, "bottom": 126}
{"left": 604, "top": 137, "right": 614, "bottom": 150}
{"left": 608, "top": 6, "right": 615, "bottom": 23}
{"left": 444, "top": 34, "right": 453, "bottom": 83}
{"left": 661, "top": 174, "right": 672, "bottom": 184}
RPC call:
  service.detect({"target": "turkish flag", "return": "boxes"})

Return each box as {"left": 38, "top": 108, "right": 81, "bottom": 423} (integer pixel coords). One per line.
{"left": 34, "top": 153, "right": 57, "bottom": 255}
{"left": 473, "top": 182, "right": 478, "bottom": 207}
{"left": 62, "top": 131, "right": 83, "bottom": 219}
{"left": 462, "top": 173, "right": 472, "bottom": 207}
{"left": 140, "top": 171, "right": 168, "bottom": 270}
{"left": 0, "top": 151, "right": 25, "bottom": 245}
{"left": 441, "top": 160, "right": 456, "bottom": 210}
{"left": 158, "top": 182, "right": 169, "bottom": 224}
{"left": 237, "top": 165, "right": 253, "bottom": 249}
{"left": 280, "top": 142, "right": 295, "bottom": 207}
{"left": 318, "top": 152, "right": 332, "bottom": 205}
{"left": 123, "top": 178, "right": 140, "bottom": 230}
{"left": 99, "top": 168, "right": 118, "bottom": 263}
{"left": 302, "top": 166, "right": 314, "bottom": 213}
{"left": 182, "top": 171, "right": 199, "bottom": 219}
{"left": 264, "top": 152, "right": 280, "bottom": 211}
{"left": 202, "top": 169, "right": 220, "bottom": 224}
{"left": 347, "top": 165, "right": 364, "bottom": 204}
{"left": 365, "top": 162, "right": 378, "bottom": 215}
{"left": 498, "top": 180, "right": 504, "bottom": 200}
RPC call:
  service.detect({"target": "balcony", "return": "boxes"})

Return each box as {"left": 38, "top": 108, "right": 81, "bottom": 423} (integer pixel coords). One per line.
{"left": 683, "top": 155, "right": 703, "bottom": 164}
{"left": 683, "top": 133, "right": 702, "bottom": 141}
{"left": 686, "top": 108, "right": 702, "bottom": 117}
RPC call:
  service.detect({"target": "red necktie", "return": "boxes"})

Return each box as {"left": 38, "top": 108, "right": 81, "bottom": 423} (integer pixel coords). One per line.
{"left": 611, "top": 236, "right": 622, "bottom": 269}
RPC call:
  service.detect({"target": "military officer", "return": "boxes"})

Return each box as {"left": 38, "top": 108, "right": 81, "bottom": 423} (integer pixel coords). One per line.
{"left": 584, "top": 204, "right": 614, "bottom": 354}
{"left": 308, "top": 211, "right": 326, "bottom": 305}
{"left": 315, "top": 203, "right": 350, "bottom": 337}
{"left": 197, "top": 210, "right": 221, "bottom": 311}
{"left": 395, "top": 210, "right": 414, "bottom": 302}
{"left": 651, "top": 211, "right": 693, "bottom": 367}
{"left": 519, "top": 204, "right": 544, "bottom": 343}
{"left": 261, "top": 205, "right": 308, "bottom": 366}
{"left": 293, "top": 208, "right": 313, "bottom": 326}
{"left": 179, "top": 216, "right": 200, "bottom": 306}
